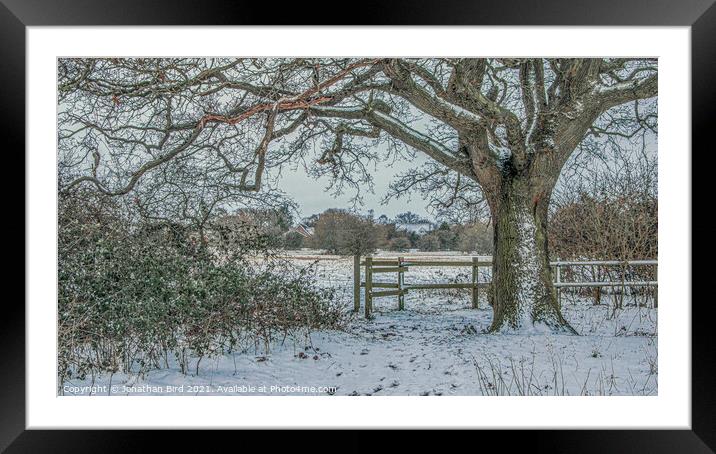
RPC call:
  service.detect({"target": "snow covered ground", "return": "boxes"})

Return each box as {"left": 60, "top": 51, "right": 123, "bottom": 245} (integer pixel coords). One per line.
{"left": 61, "top": 251, "right": 657, "bottom": 396}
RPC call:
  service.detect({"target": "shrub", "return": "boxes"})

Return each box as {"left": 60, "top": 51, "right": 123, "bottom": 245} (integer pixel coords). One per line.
{"left": 456, "top": 222, "right": 493, "bottom": 254}
{"left": 549, "top": 192, "right": 657, "bottom": 261}
{"left": 283, "top": 231, "right": 305, "bottom": 249}
{"left": 417, "top": 234, "right": 441, "bottom": 251}
{"left": 388, "top": 237, "right": 412, "bottom": 252}
{"left": 416, "top": 221, "right": 490, "bottom": 253}
{"left": 58, "top": 190, "right": 344, "bottom": 385}
{"left": 311, "top": 209, "right": 380, "bottom": 255}
{"left": 549, "top": 148, "right": 658, "bottom": 304}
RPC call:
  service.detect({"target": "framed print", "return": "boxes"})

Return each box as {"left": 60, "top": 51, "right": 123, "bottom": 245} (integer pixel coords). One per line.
{"left": 6, "top": 0, "right": 713, "bottom": 451}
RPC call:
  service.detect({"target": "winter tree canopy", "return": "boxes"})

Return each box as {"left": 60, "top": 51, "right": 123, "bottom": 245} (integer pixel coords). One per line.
{"left": 58, "top": 57, "right": 657, "bottom": 333}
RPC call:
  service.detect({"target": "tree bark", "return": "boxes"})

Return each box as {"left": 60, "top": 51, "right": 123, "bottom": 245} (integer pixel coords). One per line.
{"left": 487, "top": 174, "right": 577, "bottom": 334}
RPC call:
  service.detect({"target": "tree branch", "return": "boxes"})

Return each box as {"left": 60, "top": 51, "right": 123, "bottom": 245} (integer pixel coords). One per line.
{"left": 309, "top": 104, "right": 474, "bottom": 177}
{"left": 596, "top": 73, "right": 658, "bottom": 111}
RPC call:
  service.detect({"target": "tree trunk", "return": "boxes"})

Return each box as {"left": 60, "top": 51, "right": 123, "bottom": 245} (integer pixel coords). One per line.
{"left": 488, "top": 175, "right": 577, "bottom": 334}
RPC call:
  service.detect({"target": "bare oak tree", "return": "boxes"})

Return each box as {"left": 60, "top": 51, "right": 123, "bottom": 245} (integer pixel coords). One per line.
{"left": 58, "top": 57, "right": 657, "bottom": 333}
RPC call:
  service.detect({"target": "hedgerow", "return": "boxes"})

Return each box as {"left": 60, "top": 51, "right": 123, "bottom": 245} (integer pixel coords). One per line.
{"left": 58, "top": 190, "right": 344, "bottom": 385}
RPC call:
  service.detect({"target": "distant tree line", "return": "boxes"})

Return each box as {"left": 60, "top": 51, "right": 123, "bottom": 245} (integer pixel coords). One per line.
{"left": 221, "top": 163, "right": 656, "bottom": 263}
{"left": 212, "top": 207, "right": 492, "bottom": 256}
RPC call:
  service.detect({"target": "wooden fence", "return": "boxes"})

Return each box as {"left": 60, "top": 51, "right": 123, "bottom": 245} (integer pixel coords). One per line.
{"left": 354, "top": 256, "right": 657, "bottom": 318}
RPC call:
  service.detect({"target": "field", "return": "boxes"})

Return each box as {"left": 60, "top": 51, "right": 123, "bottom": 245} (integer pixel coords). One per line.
{"left": 61, "top": 251, "right": 658, "bottom": 396}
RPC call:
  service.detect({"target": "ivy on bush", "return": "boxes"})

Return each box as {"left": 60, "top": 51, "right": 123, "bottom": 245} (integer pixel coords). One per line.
{"left": 58, "top": 190, "right": 344, "bottom": 385}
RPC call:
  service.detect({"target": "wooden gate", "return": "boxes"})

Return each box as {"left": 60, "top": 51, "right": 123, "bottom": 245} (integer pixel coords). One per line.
{"left": 354, "top": 255, "right": 490, "bottom": 318}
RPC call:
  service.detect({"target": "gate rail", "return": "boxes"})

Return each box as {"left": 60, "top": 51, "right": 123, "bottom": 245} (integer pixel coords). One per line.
{"left": 354, "top": 256, "right": 657, "bottom": 318}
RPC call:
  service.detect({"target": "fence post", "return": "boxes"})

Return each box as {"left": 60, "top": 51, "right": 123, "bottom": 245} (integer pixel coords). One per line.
{"left": 471, "top": 257, "right": 479, "bottom": 309}
{"left": 619, "top": 261, "right": 626, "bottom": 309}
{"left": 654, "top": 263, "right": 658, "bottom": 308}
{"left": 365, "top": 256, "right": 373, "bottom": 319}
{"left": 397, "top": 256, "right": 405, "bottom": 310}
{"left": 555, "top": 260, "right": 562, "bottom": 306}
{"left": 353, "top": 254, "right": 360, "bottom": 313}
{"left": 591, "top": 264, "right": 600, "bottom": 305}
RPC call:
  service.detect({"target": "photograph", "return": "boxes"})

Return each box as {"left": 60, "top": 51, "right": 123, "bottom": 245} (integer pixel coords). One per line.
{"left": 56, "top": 57, "right": 659, "bottom": 397}
{"left": 7, "top": 0, "right": 710, "bottom": 445}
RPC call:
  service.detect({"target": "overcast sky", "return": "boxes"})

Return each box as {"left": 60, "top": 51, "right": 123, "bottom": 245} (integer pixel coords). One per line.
{"left": 273, "top": 134, "right": 658, "bottom": 223}
{"left": 274, "top": 145, "right": 434, "bottom": 221}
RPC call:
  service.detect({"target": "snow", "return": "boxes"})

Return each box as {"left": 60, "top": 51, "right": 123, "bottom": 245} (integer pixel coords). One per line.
{"left": 524, "top": 71, "right": 540, "bottom": 152}
{"left": 515, "top": 213, "right": 540, "bottom": 320}
{"left": 431, "top": 94, "right": 484, "bottom": 125}
{"left": 60, "top": 252, "right": 657, "bottom": 396}
{"left": 497, "top": 209, "right": 553, "bottom": 335}
{"left": 563, "top": 100, "right": 586, "bottom": 120}
{"left": 488, "top": 142, "right": 512, "bottom": 164}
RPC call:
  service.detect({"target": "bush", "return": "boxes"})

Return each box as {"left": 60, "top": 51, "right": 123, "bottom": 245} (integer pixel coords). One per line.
{"left": 456, "top": 222, "right": 493, "bottom": 254}
{"left": 58, "top": 190, "right": 344, "bottom": 385}
{"left": 549, "top": 192, "right": 657, "bottom": 261}
{"left": 417, "top": 234, "right": 441, "bottom": 251}
{"left": 213, "top": 208, "right": 291, "bottom": 250}
{"left": 311, "top": 209, "right": 380, "bottom": 255}
{"left": 549, "top": 191, "right": 657, "bottom": 302}
{"left": 549, "top": 147, "right": 658, "bottom": 304}
{"left": 283, "top": 231, "right": 305, "bottom": 249}
{"left": 416, "top": 221, "right": 491, "bottom": 253}
{"left": 388, "top": 237, "right": 412, "bottom": 252}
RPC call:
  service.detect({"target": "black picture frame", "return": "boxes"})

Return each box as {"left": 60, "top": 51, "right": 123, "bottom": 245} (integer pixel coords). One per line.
{"left": 4, "top": 0, "right": 712, "bottom": 451}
